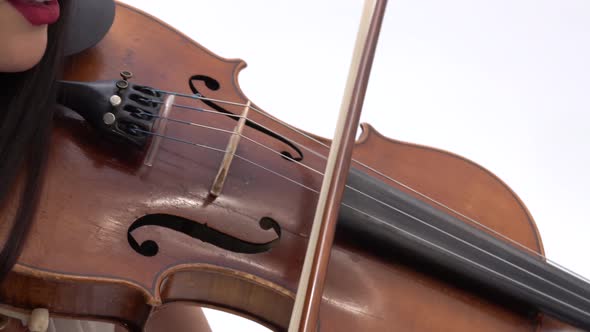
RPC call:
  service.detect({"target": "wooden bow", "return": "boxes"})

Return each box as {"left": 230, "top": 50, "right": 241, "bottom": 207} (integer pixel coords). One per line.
{"left": 288, "top": 1, "right": 389, "bottom": 331}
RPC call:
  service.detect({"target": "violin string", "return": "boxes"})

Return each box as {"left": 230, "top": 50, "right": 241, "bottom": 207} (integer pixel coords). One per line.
{"left": 161, "top": 103, "right": 241, "bottom": 118}
{"left": 135, "top": 125, "right": 590, "bottom": 307}
{"left": 152, "top": 114, "right": 235, "bottom": 135}
{"left": 152, "top": 100, "right": 334, "bottom": 163}
{"left": 152, "top": 89, "right": 589, "bottom": 284}
{"left": 341, "top": 202, "right": 590, "bottom": 318}
{"left": 345, "top": 185, "right": 590, "bottom": 305}
{"left": 134, "top": 128, "right": 319, "bottom": 193}
{"left": 150, "top": 114, "right": 324, "bottom": 176}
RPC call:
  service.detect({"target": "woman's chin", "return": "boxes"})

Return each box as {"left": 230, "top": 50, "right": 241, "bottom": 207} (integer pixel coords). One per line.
{"left": 0, "top": 29, "right": 48, "bottom": 73}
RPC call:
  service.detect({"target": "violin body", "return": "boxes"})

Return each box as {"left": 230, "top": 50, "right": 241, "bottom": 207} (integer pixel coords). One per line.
{"left": 0, "top": 3, "right": 582, "bottom": 331}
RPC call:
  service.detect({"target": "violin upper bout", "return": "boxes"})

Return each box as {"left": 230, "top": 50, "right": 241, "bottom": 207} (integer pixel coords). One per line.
{"left": 352, "top": 122, "right": 545, "bottom": 256}
{"left": 65, "top": 2, "right": 249, "bottom": 99}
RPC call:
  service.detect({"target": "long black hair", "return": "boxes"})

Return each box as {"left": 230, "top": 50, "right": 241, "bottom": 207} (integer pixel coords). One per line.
{"left": 0, "top": 0, "right": 71, "bottom": 280}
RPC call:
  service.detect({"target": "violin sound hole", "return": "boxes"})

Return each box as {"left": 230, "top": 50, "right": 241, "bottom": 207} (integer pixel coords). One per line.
{"left": 127, "top": 214, "right": 281, "bottom": 257}
{"left": 188, "top": 74, "right": 304, "bottom": 162}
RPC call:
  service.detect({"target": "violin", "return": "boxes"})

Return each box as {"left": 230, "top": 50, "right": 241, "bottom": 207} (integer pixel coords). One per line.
{"left": 1, "top": 1, "right": 589, "bottom": 331}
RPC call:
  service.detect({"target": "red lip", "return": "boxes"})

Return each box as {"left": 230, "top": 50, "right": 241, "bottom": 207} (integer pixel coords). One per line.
{"left": 7, "top": 0, "right": 60, "bottom": 26}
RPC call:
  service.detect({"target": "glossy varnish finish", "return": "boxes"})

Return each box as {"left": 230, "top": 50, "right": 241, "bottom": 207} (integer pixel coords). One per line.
{"left": 0, "top": 3, "right": 582, "bottom": 331}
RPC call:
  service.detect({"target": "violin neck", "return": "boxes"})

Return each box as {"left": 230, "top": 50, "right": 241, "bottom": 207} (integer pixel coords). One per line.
{"left": 338, "top": 168, "right": 590, "bottom": 330}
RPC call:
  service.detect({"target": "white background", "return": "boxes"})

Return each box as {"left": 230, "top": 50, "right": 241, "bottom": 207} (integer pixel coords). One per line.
{"left": 118, "top": 1, "right": 589, "bottom": 330}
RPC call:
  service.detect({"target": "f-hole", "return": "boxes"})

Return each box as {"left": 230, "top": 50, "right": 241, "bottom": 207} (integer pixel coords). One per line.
{"left": 127, "top": 214, "right": 281, "bottom": 257}
{"left": 188, "top": 75, "right": 304, "bottom": 162}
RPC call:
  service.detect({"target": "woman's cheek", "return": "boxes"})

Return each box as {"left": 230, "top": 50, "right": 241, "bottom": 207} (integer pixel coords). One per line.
{"left": 0, "top": 4, "right": 49, "bottom": 72}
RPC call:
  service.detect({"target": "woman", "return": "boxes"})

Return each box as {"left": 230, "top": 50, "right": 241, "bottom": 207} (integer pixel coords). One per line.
{"left": 0, "top": 0, "right": 70, "bottom": 281}
{"left": 0, "top": 1, "right": 212, "bottom": 331}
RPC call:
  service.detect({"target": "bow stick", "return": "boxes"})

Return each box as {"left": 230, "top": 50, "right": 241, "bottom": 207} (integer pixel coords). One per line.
{"left": 288, "top": 1, "right": 388, "bottom": 331}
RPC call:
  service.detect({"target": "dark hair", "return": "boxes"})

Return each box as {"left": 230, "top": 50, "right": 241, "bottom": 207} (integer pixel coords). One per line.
{"left": 0, "top": 0, "right": 70, "bottom": 280}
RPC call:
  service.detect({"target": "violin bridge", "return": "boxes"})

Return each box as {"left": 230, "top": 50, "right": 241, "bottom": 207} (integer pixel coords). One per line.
{"left": 209, "top": 101, "right": 251, "bottom": 197}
